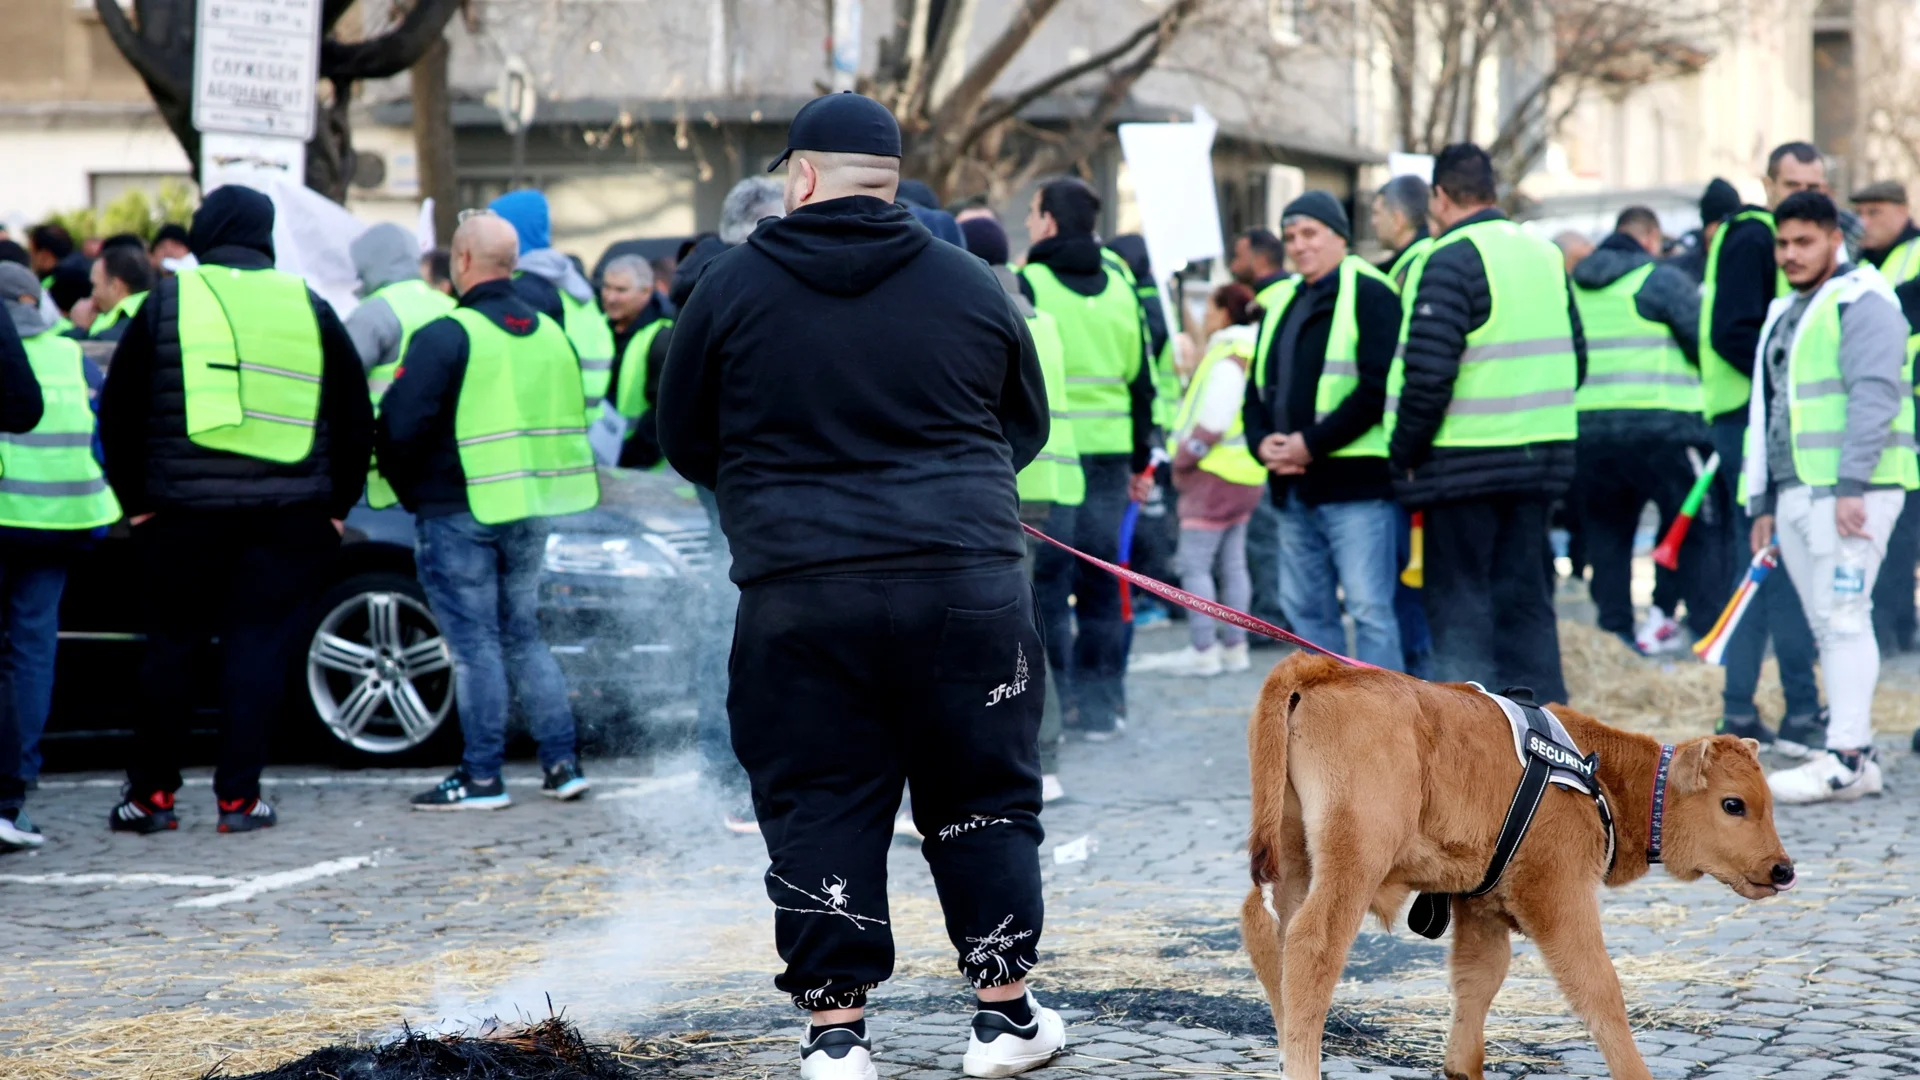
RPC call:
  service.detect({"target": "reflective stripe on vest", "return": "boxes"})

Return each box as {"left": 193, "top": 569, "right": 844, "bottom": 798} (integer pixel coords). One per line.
{"left": 559, "top": 291, "right": 616, "bottom": 410}
{"left": 0, "top": 332, "right": 119, "bottom": 529}
{"left": 1573, "top": 262, "right": 1701, "bottom": 413}
{"left": 1776, "top": 272, "right": 1919, "bottom": 492}
{"left": 1386, "top": 236, "right": 1433, "bottom": 292}
{"left": 366, "top": 280, "right": 458, "bottom": 509}
{"left": 1169, "top": 334, "right": 1266, "bottom": 486}
{"left": 1385, "top": 219, "right": 1578, "bottom": 448}
{"left": 1316, "top": 255, "right": 1393, "bottom": 458}
{"left": 89, "top": 291, "right": 147, "bottom": 339}
{"left": 1700, "top": 209, "right": 1785, "bottom": 420}
{"left": 1883, "top": 235, "right": 1920, "bottom": 286}
{"left": 1016, "top": 309, "right": 1086, "bottom": 506}
{"left": 450, "top": 308, "right": 600, "bottom": 524}
{"left": 1021, "top": 262, "right": 1143, "bottom": 455}
{"left": 176, "top": 266, "right": 324, "bottom": 464}
{"left": 613, "top": 317, "right": 674, "bottom": 421}
{"left": 366, "top": 280, "right": 457, "bottom": 401}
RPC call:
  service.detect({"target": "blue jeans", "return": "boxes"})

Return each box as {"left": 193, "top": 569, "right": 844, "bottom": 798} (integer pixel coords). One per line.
{"left": 416, "top": 513, "right": 576, "bottom": 779}
{"left": 0, "top": 549, "right": 68, "bottom": 783}
{"left": 1274, "top": 492, "right": 1404, "bottom": 671}
{"left": 1394, "top": 508, "right": 1433, "bottom": 679}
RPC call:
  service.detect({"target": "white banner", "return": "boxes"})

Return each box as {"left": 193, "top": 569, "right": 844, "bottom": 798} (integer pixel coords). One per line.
{"left": 1117, "top": 106, "right": 1225, "bottom": 328}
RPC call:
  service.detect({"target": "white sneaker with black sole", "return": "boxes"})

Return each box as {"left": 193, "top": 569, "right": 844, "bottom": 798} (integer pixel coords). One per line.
{"left": 798, "top": 1023, "right": 877, "bottom": 1080}
{"left": 963, "top": 993, "right": 1066, "bottom": 1078}
{"left": 410, "top": 770, "right": 512, "bottom": 811}
{"left": 1768, "top": 748, "right": 1880, "bottom": 805}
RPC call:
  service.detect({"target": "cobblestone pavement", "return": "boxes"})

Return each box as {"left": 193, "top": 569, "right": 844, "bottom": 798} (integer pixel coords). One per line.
{"left": 6, "top": 620, "right": 1920, "bottom": 1079}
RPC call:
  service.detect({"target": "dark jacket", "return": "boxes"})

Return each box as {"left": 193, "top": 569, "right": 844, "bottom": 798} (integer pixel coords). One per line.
{"left": 1570, "top": 233, "right": 1709, "bottom": 446}
{"left": 658, "top": 195, "right": 1048, "bottom": 586}
{"left": 1387, "top": 207, "right": 1588, "bottom": 507}
{"left": 1706, "top": 207, "right": 1778, "bottom": 420}
{"left": 99, "top": 194, "right": 372, "bottom": 519}
{"left": 1865, "top": 219, "right": 1920, "bottom": 271}
{"left": 374, "top": 277, "right": 569, "bottom": 520}
{"left": 1017, "top": 234, "right": 1155, "bottom": 471}
{"left": 0, "top": 311, "right": 42, "bottom": 434}
{"left": 509, "top": 270, "right": 566, "bottom": 324}
{"left": 608, "top": 294, "right": 670, "bottom": 468}
{"left": 1242, "top": 264, "right": 1400, "bottom": 504}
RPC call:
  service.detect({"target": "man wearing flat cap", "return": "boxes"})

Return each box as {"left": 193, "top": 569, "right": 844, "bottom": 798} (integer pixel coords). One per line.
{"left": 1241, "top": 190, "right": 1405, "bottom": 669}
{"left": 658, "top": 92, "right": 1066, "bottom": 1080}
{"left": 1853, "top": 180, "right": 1920, "bottom": 286}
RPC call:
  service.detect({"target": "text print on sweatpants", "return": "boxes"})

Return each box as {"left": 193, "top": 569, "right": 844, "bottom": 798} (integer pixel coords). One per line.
{"left": 729, "top": 565, "right": 1048, "bottom": 1010}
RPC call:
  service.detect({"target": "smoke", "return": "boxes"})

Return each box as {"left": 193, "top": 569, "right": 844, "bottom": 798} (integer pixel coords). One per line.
{"left": 426, "top": 752, "right": 775, "bottom": 1032}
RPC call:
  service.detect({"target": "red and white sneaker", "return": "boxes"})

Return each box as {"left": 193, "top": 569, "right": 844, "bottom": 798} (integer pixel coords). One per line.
{"left": 108, "top": 787, "right": 178, "bottom": 834}
{"left": 217, "top": 796, "right": 278, "bottom": 833}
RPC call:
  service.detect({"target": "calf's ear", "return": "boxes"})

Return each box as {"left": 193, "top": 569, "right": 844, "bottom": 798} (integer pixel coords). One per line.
{"left": 1671, "top": 739, "right": 1713, "bottom": 794}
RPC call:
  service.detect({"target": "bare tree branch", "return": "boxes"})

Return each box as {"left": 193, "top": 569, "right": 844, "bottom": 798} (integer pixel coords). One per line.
{"left": 321, "top": 0, "right": 465, "bottom": 81}
{"left": 965, "top": 9, "right": 1172, "bottom": 140}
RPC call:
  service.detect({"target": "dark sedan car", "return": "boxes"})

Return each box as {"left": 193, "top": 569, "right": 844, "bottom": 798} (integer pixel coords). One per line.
{"left": 42, "top": 466, "right": 717, "bottom": 766}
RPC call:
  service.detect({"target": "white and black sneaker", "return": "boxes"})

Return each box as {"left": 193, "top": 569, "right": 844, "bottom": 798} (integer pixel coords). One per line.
{"left": 1768, "top": 747, "right": 1880, "bottom": 805}
{"left": 798, "top": 1022, "right": 877, "bottom": 1080}
{"left": 410, "top": 769, "right": 512, "bottom": 811}
{"left": 963, "top": 993, "right": 1067, "bottom": 1077}
{"left": 541, "top": 760, "right": 591, "bottom": 801}
{"left": 0, "top": 810, "right": 45, "bottom": 850}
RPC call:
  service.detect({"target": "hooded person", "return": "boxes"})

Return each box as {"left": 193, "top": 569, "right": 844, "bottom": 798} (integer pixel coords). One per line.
{"left": 658, "top": 91, "right": 1065, "bottom": 1080}
{"left": 346, "top": 222, "right": 456, "bottom": 508}
{"left": 97, "top": 184, "right": 374, "bottom": 836}
{"left": 487, "top": 190, "right": 614, "bottom": 416}
{"left": 0, "top": 262, "right": 120, "bottom": 837}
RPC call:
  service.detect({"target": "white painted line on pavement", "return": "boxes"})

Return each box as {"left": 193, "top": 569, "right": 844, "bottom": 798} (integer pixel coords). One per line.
{"left": 0, "top": 871, "right": 245, "bottom": 888}
{"left": 175, "top": 854, "right": 376, "bottom": 909}
{"left": 584, "top": 770, "right": 700, "bottom": 799}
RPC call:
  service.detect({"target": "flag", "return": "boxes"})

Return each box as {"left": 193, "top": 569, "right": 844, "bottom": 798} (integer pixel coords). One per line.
{"left": 1693, "top": 546, "right": 1775, "bottom": 665}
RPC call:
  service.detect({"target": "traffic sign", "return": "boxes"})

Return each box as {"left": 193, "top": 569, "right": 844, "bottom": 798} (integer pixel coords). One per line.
{"left": 193, "top": 0, "right": 324, "bottom": 141}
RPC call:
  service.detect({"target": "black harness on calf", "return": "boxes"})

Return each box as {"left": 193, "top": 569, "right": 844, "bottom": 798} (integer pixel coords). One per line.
{"left": 1408, "top": 686, "right": 1618, "bottom": 940}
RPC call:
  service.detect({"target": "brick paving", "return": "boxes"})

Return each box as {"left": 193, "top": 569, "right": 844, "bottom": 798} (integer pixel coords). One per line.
{"left": 6, "top": 622, "right": 1920, "bottom": 1078}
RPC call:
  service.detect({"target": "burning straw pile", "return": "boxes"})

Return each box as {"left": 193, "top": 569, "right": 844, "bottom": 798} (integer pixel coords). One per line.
{"left": 216, "top": 1013, "right": 639, "bottom": 1080}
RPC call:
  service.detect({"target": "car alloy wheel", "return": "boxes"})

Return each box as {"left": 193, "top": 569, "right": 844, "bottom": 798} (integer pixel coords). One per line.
{"left": 307, "top": 589, "right": 454, "bottom": 755}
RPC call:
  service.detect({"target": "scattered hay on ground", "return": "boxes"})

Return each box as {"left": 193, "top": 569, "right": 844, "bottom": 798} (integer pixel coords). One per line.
{"left": 1558, "top": 619, "right": 1920, "bottom": 735}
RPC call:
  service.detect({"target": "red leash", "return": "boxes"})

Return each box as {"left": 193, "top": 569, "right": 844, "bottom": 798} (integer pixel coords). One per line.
{"left": 1021, "top": 523, "right": 1376, "bottom": 669}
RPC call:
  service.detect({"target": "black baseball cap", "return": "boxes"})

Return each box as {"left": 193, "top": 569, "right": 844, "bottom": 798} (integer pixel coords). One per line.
{"left": 766, "top": 92, "right": 902, "bottom": 172}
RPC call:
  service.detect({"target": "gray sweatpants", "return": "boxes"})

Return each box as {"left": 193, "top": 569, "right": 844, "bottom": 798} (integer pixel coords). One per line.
{"left": 1177, "top": 522, "right": 1251, "bottom": 650}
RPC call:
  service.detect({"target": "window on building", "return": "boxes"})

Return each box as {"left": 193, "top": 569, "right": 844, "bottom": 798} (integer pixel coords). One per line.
{"left": 1268, "top": 0, "right": 1305, "bottom": 45}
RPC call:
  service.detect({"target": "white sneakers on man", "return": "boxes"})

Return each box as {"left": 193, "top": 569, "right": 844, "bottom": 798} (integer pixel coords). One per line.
{"left": 1129, "top": 645, "right": 1221, "bottom": 677}
{"left": 962, "top": 993, "right": 1068, "bottom": 1077}
{"left": 1767, "top": 748, "right": 1883, "bottom": 805}
{"left": 1634, "top": 605, "right": 1685, "bottom": 656}
{"left": 799, "top": 1024, "right": 877, "bottom": 1080}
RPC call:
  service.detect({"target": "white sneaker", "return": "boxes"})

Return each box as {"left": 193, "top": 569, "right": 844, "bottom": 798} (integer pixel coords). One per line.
{"left": 1634, "top": 605, "right": 1685, "bottom": 656}
{"left": 1768, "top": 749, "right": 1878, "bottom": 805}
{"left": 1128, "top": 645, "right": 1222, "bottom": 677}
{"left": 963, "top": 993, "right": 1067, "bottom": 1077}
{"left": 1040, "top": 774, "right": 1066, "bottom": 803}
{"left": 0, "top": 812, "right": 44, "bottom": 849}
{"left": 1220, "top": 642, "right": 1251, "bottom": 672}
{"left": 799, "top": 1023, "right": 878, "bottom": 1080}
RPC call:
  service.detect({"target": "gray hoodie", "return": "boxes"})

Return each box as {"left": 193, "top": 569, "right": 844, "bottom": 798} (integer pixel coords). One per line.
{"left": 345, "top": 223, "right": 425, "bottom": 374}
{"left": 517, "top": 247, "right": 595, "bottom": 304}
{"left": 0, "top": 263, "right": 56, "bottom": 339}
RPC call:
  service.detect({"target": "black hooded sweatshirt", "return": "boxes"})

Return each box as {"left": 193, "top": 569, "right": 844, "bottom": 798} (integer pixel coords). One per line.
{"left": 1016, "top": 234, "right": 1155, "bottom": 471}
{"left": 658, "top": 195, "right": 1048, "bottom": 586}
{"left": 99, "top": 186, "right": 373, "bottom": 519}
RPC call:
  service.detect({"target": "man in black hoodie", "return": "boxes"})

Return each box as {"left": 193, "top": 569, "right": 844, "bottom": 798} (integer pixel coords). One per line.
{"left": 1387, "top": 143, "right": 1586, "bottom": 703}
{"left": 1570, "top": 206, "right": 1722, "bottom": 652}
{"left": 659, "top": 93, "right": 1061, "bottom": 1080}
{"left": 99, "top": 185, "right": 373, "bottom": 834}
{"left": 1018, "top": 178, "right": 1155, "bottom": 738}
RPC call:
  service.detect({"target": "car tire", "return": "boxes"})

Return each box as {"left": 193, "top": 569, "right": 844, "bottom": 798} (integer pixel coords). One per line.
{"left": 299, "top": 571, "right": 462, "bottom": 766}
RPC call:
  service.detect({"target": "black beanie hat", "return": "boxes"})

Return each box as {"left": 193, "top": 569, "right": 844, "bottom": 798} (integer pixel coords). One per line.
{"left": 960, "top": 217, "right": 1010, "bottom": 266}
{"left": 1281, "top": 191, "right": 1352, "bottom": 241}
{"left": 1700, "top": 178, "right": 1740, "bottom": 226}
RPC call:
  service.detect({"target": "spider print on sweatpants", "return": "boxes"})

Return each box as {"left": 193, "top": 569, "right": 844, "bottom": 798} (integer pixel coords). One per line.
{"left": 770, "top": 872, "right": 888, "bottom": 929}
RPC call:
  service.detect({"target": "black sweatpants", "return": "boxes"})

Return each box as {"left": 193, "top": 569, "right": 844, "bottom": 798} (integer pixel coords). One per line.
{"left": 1423, "top": 496, "right": 1568, "bottom": 703}
{"left": 730, "top": 563, "right": 1046, "bottom": 1011}
{"left": 1031, "top": 454, "right": 1131, "bottom": 729}
{"left": 1577, "top": 437, "right": 1724, "bottom": 639}
{"left": 128, "top": 511, "right": 338, "bottom": 803}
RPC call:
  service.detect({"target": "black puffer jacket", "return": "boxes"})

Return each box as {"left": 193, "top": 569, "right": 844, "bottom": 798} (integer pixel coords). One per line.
{"left": 1387, "top": 207, "right": 1588, "bottom": 508}
{"left": 99, "top": 187, "right": 373, "bottom": 518}
{"left": 1570, "top": 233, "right": 1709, "bottom": 446}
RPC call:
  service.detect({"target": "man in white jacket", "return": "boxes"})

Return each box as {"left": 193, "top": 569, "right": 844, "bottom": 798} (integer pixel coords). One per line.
{"left": 1746, "top": 191, "right": 1919, "bottom": 804}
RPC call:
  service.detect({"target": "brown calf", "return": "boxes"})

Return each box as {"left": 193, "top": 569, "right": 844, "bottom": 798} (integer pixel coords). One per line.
{"left": 1239, "top": 653, "right": 1792, "bottom": 1080}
